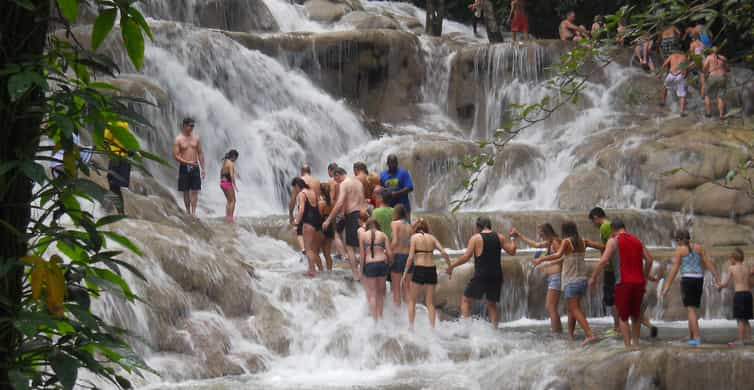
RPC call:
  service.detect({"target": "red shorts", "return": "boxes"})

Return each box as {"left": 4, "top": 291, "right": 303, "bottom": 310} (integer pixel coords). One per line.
{"left": 511, "top": 13, "right": 528, "bottom": 32}
{"left": 614, "top": 283, "right": 645, "bottom": 322}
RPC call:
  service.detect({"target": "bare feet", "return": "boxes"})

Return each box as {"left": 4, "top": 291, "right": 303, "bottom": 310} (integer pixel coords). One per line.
{"left": 582, "top": 336, "right": 599, "bottom": 346}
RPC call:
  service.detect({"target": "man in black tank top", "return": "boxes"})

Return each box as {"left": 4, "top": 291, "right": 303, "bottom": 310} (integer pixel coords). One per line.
{"left": 447, "top": 216, "right": 516, "bottom": 328}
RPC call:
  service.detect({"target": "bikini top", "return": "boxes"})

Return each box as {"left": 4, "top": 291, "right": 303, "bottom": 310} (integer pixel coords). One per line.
{"left": 414, "top": 232, "right": 434, "bottom": 254}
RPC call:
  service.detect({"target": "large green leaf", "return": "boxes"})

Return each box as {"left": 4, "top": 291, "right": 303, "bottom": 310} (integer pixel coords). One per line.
{"left": 102, "top": 231, "right": 143, "bottom": 256}
{"left": 128, "top": 6, "right": 154, "bottom": 40}
{"left": 7, "top": 71, "right": 46, "bottom": 101}
{"left": 56, "top": 0, "right": 78, "bottom": 23}
{"left": 121, "top": 17, "right": 145, "bottom": 70}
{"left": 50, "top": 350, "right": 80, "bottom": 390}
{"left": 91, "top": 8, "right": 118, "bottom": 50}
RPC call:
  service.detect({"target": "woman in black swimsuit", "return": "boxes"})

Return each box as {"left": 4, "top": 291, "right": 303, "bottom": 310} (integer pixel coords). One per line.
{"left": 360, "top": 218, "right": 392, "bottom": 320}
{"left": 292, "top": 177, "right": 324, "bottom": 277}
{"left": 402, "top": 218, "right": 451, "bottom": 329}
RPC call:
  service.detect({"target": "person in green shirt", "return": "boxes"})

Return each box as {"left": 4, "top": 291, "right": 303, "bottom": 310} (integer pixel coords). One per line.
{"left": 371, "top": 190, "right": 394, "bottom": 241}
{"left": 587, "top": 207, "right": 618, "bottom": 333}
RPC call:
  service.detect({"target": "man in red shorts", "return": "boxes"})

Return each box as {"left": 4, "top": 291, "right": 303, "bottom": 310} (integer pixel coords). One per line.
{"left": 509, "top": 0, "right": 529, "bottom": 41}
{"left": 589, "top": 218, "right": 654, "bottom": 349}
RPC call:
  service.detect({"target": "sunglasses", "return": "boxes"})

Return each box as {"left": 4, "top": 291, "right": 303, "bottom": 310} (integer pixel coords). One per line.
{"left": 185, "top": 123, "right": 195, "bottom": 128}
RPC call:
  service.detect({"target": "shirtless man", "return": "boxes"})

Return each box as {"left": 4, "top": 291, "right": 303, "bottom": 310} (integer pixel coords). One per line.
{"left": 289, "top": 164, "right": 321, "bottom": 258}
{"left": 659, "top": 25, "right": 681, "bottom": 59}
{"left": 353, "top": 162, "right": 371, "bottom": 206}
{"left": 559, "top": 11, "right": 589, "bottom": 41}
{"left": 173, "top": 117, "right": 205, "bottom": 217}
{"left": 323, "top": 167, "right": 366, "bottom": 279}
{"left": 660, "top": 51, "right": 691, "bottom": 116}
{"left": 327, "top": 162, "right": 346, "bottom": 261}
{"left": 703, "top": 47, "right": 730, "bottom": 119}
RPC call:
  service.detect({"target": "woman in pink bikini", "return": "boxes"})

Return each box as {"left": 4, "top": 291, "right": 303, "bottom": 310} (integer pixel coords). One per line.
{"left": 220, "top": 149, "right": 239, "bottom": 223}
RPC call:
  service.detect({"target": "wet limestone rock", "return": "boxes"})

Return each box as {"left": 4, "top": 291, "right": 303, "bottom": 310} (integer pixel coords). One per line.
{"left": 340, "top": 11, "right": 400, "bottom": 30}
{"left": 305, "top": 0, "right": 363, "bottom": 23}
{"left": 139, "top": 0, "right": 278, "bottom": 32}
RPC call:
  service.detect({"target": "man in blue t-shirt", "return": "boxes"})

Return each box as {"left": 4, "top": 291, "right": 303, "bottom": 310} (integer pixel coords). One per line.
{"left": 380, "top": 154, "right": 414, "bottom": 221}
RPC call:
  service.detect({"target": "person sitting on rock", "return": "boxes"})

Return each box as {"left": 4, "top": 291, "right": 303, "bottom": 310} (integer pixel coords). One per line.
{"left": 662, "top": 229, "right": 720, "bottom": 346}
{"left": 559, "top": 10, "right": 589, "bottom": 41}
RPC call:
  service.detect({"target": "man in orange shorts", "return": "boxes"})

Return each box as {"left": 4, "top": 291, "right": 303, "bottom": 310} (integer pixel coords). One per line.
{"left": 509, "top": 0, "right": 529, "bottom": 41}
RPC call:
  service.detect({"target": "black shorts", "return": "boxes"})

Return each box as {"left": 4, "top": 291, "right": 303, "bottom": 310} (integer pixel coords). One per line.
{"left": 107, "top": 158, "right": 131, "bottom": 188}
{"left": 733, "top": 291, "right": 753, "bottom": 320}
{"left": 345, "top": 211, "right": 360, "bottom": 247}
{"left": 391, "top": 253, "right": 414, "bottom": 274}
{"left": 323, "top": 221, "right": 335, "bottom": 239}
{"left": 464, "top": 277, "right": 503, "bottom": 303}
{"left": 681, "top": 277, "right": 704, "bottom": 308}
{"left": 364, "top": 261, "right": 388, "bottom": 278}
{"left": 178, "top": 164, "right": 201, "bottom": 192}
{"left": 412, "top": 265, "right": 437, "bottom": 285}
{"left": 335, "top": 215, "right": 345, "bottom": 234}
{"left": 603, "top": 271, "right": 616, "bottom": 307}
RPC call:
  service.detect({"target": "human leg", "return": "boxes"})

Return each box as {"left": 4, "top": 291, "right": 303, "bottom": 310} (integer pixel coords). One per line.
{"left": 365, "top": 277, "right": 378, "bottom": 320}
{"left": 408, "top": 282, "right": 421, "bottom": 329}
{"left": 461, "top": 295, "right": 473, "bottom": 319}
{"left": 486, "top": 301, "right": 499, "bottom": 329}
{"left": 391, "top": 272, "right": 402, "bottom": 306}
{"left": 546, "top": 289, "right": 563, "bottom": 333}
{"left": 182, "top": 191, "right": 191, "bottom": 214}
{"left": 322, "top": 238, "right": 333, "bottom": 271}
{"left": 631, "top": 315, "right": 641, "bottom": 347}
{"left": 717, "top": 96, "right": 726, "bottom": 118}
{"left": 687, "top": 307, "right": 701, "bottom": 340}
{"left": 376, "top": 275, "right": 387, "bottom": 319}
{"left": 302, "top": 226, "right": 318, "bottom": 276}
{"left": 425, "top": 285, "right": 437, "bottom": 328}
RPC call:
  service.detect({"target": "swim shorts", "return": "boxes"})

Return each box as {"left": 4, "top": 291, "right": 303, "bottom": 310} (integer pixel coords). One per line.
{"left": 363, "top": 261, "right": 388, "bottom": 278}
{"left": 547, "top": 273, "right": 562, "bottom": 291}
{"left": 464, "top": 277, "right": 503, "bottom": 303}
{"left": 614, "top": 282, "right": 645, "bottom": 321}
{"left": 705, "top": 75, "right": 727, "bottom": 99}
{"left": 564, "top": 279, "right": 587, "bottom": 299}
{"left": 178, "top": 164, "right": 201, "bottom": 192}
{"left": 345, "top": 211, "right": 360, "bottom": 247}
{"left": 681, "top": 277, "right": 703, "bottom": 308}
{"left": 511, "top": 13, "right": 528, "bottom": 32}
{"left": 411, "top": 265, "right": 438, "bottom": 285}
{"left": 664, "top": 72, "right": 687, "bottom": 97}
{"left": 391, "top": 253, "right": 415, "bottom": 274}
{"left": 603, "top": 271, "right": 615, "bottom": 306}
{"left": 733, "top": 291, "right": 753, "bottom": 320}
{"left": 323, "top": 219, "right": 335, "bottom": 239}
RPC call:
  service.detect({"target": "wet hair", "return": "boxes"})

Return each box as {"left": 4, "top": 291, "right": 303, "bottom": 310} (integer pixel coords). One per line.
{"left": 333, "top": 167, "right": 347, "bottom": 176}
{"left": 413, "top": 218, "right": 429, "bottom": 234}
{"left": 320, "top": 182, "right": 331, "bottom": 206}
{"left": 301, "top": 164, "right": 312, "bottom": 175}
{"left": 588, "top": 207, "right": 607, "bottom": 220}
{"left": 327, "top": 162, "right": 338, "bottom": 171}
{"left": 353, "top": 161, "right": 368, "bottom": 174}
{"left": 611, "top": 218, "right": 626, "bottom": 231}
{"left": 393, "top": 204, "right": 407, "bottom": 221}
{"left": 539, "top": 223, "right": 558, "bottom": 240}
{"left": 367, "top": 173, "right": 380, "bottom": 187}
{"left": 366, "top": 218, "right": 380, "bottom": 258}
{"left": 182, "top": 117, "right": 195, "bottom": 126}
{"left": 291, "top": 177, "right": 309, "bottom": 190}
{"left": 224, "top": 149, "right": 239, "bottom": 161}
{"left": 732, "top": 248, "right": 744, "bottom": 262}
{"left": 562, "top": 221, "right": 584, "bottom": 252}
{"left": 476, "top": 216, "right": 492, "bottom": 231}
{"left": 673, "top": 229, "right": 692, "bottom": 252}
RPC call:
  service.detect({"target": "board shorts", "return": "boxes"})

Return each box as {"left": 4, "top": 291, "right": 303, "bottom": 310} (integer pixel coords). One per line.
{"left": 664, "top": 72, "right": 687, "bottom": 97}
{"left": 733, "top": 291, "right": 753, "bottom": 320}
{"left": 564, "top": 279, "right": 587, "bottom": 299}
{"left": 603, "top": 271, "right": 616, "bottom": 306}
{"left": 464, "top": 277, "right": 503, "bottom": 303}
{"left": 547, "top": 273, "right": 562, "bottom": 291}
{"left": 107, "top": 157, "right": 131, "bottom": 188}
{"left": 705, "top": 75, "right": 727, "bottom": 99}
{"left": 335, "top": 215, "right": 345, "bottom": 234}
{"left": 344, "top": 211, "right": 360, "bottom": 247}
{"left": 411, "top": 265, "right": 437, "bottom": 285}
{"left": 681, "top": 277, "right": 703, "bottom": 308}
{"left": 614, "top": 282, "right": 645, "bottom": 321}
{"left": 178, "top": 164, "right": 201, "bottom": 192}
{"left": 391, "top": 253, "right": 414, "bottom": 274}
{"left": 363, "top": 261, "right": 388, "bottom": 278}
{"left": 511, "top": 13, "right": 528, "bottom": 32}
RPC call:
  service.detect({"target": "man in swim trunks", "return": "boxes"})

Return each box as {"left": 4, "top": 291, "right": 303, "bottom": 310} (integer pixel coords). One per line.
{"left": 559, "top": 10, "right": 588, "bottom": 41}
{"left": 323, "top": 167, "right": 366, "bottom": 279}
{"left": 589, "top": 218, "right": 654, "bottom": 349}
{"left": 327, "top": 163, "right": 346, "bottom": 261}
{"left": 659, "top": 25, "right": 681, "bottom": 59}
{"left": 173, "top": 117, "right": 205, "bottom": 217}
{"left": 660, "top": 51, "right": 691, "bottom": 116}
{"left": 380, "top": 154, "right": 415, "bottom": 222}
{"left": 508, "top": 0, "right": 528, "bottom": 41}
{"left": 703, "top": 47, "right": 730, "bottom": 120}
{"left": 289, "top": 164, "right": 321, "bottom": 258}
{"left": 353, "top": 161, "right": 372, "bottom": 206}
{"left": 447, "top": 216, "right": 516, "bottom": 328}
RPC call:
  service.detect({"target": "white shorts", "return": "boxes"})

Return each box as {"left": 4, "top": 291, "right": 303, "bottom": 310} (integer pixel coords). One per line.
{"left": 664, "top": 73, "right": 687, "bottom": 97}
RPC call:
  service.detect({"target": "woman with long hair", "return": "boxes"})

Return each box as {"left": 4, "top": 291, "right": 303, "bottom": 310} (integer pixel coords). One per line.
{"left": 292, "top": 177, "right": 324, "bottom": 277}
{"left": 318, "top": 182, "right": 334, "bottom": 272}
{"left": 402, "top": 218, "right": 451, "bottom": 329}
{"left": 220, "top": 150, "right": 239, "bottom": 223}
{"left": 359, "top": 218, "right": 391, "bottom": 320}
{"left": 390, "top": 204, "right": 412, "bottom": 306}
{"left": 512, "top": 223, "right": 563, "bottom": 333}
{"left": 662, "top": 229, "right": 720, "bottom": 346}
{"left": 537, "top": 221, "right": 596, "bottom": 344}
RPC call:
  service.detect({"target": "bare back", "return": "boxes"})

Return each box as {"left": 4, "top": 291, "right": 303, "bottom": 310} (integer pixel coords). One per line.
{"left": 704, "top": 54, "right": 728, "bottom": 77}
{"left": 541, "top": 239, "right": 563, "bottom": 275}
{"left": 360, "top": 229, "right": 388, "bottom": 263}
{"left": 661, "top": 26, "right": 680, "bottom": 39}
{"left": 340, "top": 176, "right": 365, "bottom": 214}
{"left": 559, "top": 20, "right": 574, "bottom": 40}
{"left": 391, "top": 219, "right": 412, "bottom": 254}
{"left": 667, "top": 53, "right": 689, "bottom": 74}
{"left": 411, "top": 233, "right": 437, "bottom": 267}
{"left": 729, "top": 263, "right": 753, "bottom": 292}
{"left": 302, "top": 174, "right": 321, "bottom": 200}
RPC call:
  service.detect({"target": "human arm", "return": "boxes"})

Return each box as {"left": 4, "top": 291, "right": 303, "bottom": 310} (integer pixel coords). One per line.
{"left": 197, "top": 137, "right": 206, "bottom": 179}
{"left": 323, "top": 188, "right": 345, "bottom": 229}
{"left": 293, "top": 192, "right": 306, "bottom": 226}
{"left": 511, "top": 228, "right": 548, "bottom": 249}
{"left": 588, "top": 238, "right": 616, "bottom": 290}
{"left": 661, "top": 249, "right": 683, "bottom": 296}
{"left": 535, "top": 239, "right": 570, "bottom": 264}
{"left": 229, "top": 163, "right": 237, "bottom": 191}
{"left": 697, "top": 244, "right": 720, "bottom": 284}
{"left": 565, "top": 20, "right": 588, "bottom": 35}
{"left": 401, "top": 237, "right": 416, "bottom": 284}
{"left": 447, "top": 235, "right": 477, "bottom": 278}
{"left": 584, "top": 239, "right": 605, "bottom": 252}
{"left": 716, "top": 266, "right": 732, "bottom": 289}
{"left": 508, "top": 0, "right": 516, "bottom": 21}
{"left": 500, "top": 234, "right": 516, "bottom": 256}
{"left": 386, "top": 234, "right": 393, "bottom": 264}
{"left": 288, "top": 187, "right": 299, "bottom": 224}
{"left": 391, "top": 170, "right": 414, "bottom": 198}
{"left": 642, "top": 244, "right": 654, "bottom": 280}
{"left": 172, "top": 137, "right": 190, "bottom": 165}
{"left": 434, "top": 237, "right": 452, "bottom": 268}
{"left": 359, "top": 233, "right": 366, "bottom": 275}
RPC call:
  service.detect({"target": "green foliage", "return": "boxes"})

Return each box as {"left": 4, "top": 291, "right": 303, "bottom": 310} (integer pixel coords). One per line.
{"left": 2, "top": 0, "right": 160, "bottom": 389}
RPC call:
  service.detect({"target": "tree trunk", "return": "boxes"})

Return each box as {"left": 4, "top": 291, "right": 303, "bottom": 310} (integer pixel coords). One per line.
{"left": 482, "top": 0, "right": 503, "bottom": 42}
{"left": 0, "top": 1, "right": 49, "bottom": 387}
{"left": 425, "top": 0, "right": 445, "bottom": 37}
